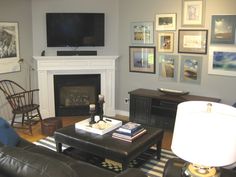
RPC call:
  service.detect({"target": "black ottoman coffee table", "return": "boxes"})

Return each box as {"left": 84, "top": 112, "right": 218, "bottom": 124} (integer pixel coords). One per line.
{"left": 54, "top": 123, "right": 163, "bottom": 170}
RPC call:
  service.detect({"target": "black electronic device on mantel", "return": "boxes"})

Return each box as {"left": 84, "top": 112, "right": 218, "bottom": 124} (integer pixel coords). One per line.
{"left": 46, "top": 13, "right": 105, "bottom": 47}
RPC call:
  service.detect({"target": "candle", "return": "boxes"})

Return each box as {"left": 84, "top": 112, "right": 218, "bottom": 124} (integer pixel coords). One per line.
{"left": 98, "top": 94, "right": 104, "bottom": 102}
{"left": 89, "top": 104, "right": 96, "bottom": 111}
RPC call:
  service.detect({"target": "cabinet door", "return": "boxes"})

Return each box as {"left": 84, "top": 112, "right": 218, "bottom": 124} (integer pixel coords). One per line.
{"left": 129, "top": 95, "right": 151, "bottom": 125}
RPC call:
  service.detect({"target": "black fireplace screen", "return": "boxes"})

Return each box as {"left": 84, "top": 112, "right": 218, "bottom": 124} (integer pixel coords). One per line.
{"left": 60, "top": 86, "right": 95, "bottom": 107}
{"left": 54, "top": 74, "right": 100, "bottom": 116}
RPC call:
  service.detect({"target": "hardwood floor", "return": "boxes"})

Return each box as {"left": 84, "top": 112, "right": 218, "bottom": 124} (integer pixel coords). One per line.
{"left": 16, "top": 116, "right": 173, "bottom": 150}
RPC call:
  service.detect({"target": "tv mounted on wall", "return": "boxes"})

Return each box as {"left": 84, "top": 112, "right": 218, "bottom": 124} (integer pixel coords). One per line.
{"left": 46, "top": 13, "right": 105, "bottom": 47}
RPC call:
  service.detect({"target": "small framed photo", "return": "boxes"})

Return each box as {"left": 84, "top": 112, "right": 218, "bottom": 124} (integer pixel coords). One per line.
{"left": 130, "top": 21, "right": 154, "bottom": 44}
{"left": 0, "top": 22, "right": 20, "bottom": 74}
{"left": 157, "top": 32, "right": 174, "bottom": 53}
{"left": 211, "top": 15, "right": 236, "bottom": 44}
{"left": 129, "top": 46, "right": 156, "bottom": 73}
{"left": 159, "top": 54, "right": 179, "bottom": 81}
{"left": 182, "top": 0, "right": 205, "bottom": 27}
{"left": 180, "top": 55, "right": 202, "bottom": 84}
{"left": 208, "top": 46, "right": 236, "bottom": 76}
{"left": 178, "top": 29, "right": 208, "bottom": 54}
{"left": 155, "top": 13, "right": 177, "bottom": 31}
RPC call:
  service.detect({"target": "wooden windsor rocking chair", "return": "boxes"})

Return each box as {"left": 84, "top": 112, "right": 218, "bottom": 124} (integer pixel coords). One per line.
{"left": 0, "top": 80, "right": 42, "bottom": 135}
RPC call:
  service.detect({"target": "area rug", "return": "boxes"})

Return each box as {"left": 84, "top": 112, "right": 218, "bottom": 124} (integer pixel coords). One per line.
{"left": 34, "top": 137, "right": 176, "bottom": 177}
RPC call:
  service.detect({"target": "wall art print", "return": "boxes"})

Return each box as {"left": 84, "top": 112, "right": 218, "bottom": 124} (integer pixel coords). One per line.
{"left": 180, "top": 55, "right": 202, "bottom": 84}
{"left": 211, "top": 15, "right": 236, "bottom": 44}
{"left": 208, "top": 46, "right": 236, "bottom": 76}
{"left": 0, "top": 22, "right": 20, "bottom": 74}
{"left": 159, "top": 54, "right": 179, "bottom": 81}
{"left": 129, "top": 46, "right": 155, "bottom": 74}
{"left": 130, "top": 22, "right": 154, "bottom": 45}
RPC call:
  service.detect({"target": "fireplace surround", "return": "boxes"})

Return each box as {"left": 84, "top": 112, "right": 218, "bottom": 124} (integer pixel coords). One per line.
{"left": 33, "top": 55, "right": 118, "bottom": 118}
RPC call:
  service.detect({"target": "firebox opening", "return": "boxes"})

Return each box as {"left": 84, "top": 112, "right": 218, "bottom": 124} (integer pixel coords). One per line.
{"left": 54, "top": 74, "right": 101, "bottom": 116}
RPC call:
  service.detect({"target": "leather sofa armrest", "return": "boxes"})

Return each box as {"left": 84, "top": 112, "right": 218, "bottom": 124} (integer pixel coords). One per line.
{"left": 115, "top": 168, "right": 147, "bottom": 177}
{"left": 0, "top": 146, "right": 78, "bottom": 177}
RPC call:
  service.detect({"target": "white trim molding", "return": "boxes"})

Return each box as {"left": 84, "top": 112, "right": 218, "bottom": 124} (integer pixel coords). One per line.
{"left": 33, "top": 55, "right": 119, "bottom": 118}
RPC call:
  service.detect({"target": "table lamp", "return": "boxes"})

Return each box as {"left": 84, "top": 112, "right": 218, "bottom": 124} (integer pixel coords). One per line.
{"left": 171, "top": 101, "right": 236, "bottom": 177}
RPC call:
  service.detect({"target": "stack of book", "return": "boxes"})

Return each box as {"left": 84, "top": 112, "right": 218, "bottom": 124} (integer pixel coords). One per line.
{"left": 112, "top": 122, "right": 146, "bottom": 142}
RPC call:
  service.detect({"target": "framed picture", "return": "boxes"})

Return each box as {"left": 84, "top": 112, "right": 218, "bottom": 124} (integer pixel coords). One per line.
{"left": 208, "top": 46, "right": 236, "bottom": 76}
{"left": 130, "top": 21, "right": 154, "bottom": 44}
{"left": 211, "top": 15, "right": 236, "bottom": 44}
{"left": 157, "top": 32, "right": 174, "bottom": 53}
{"left": 178, "top": 29, "right": 208, "bottom": 54}
{"left": 182, "top": 0, "right": 205, "bottom": 27}
{"left": 0, "top": 22, "right": 20, "bottom": 74}
{"left": 155, "top": 13, "right": 177, "bottom": 31}
{"left": 129, "top": 46, "right": 155, "bottom": 73}
{"left": 180, "top": 55, "right": 202, "bottom": 84}
{"left": 159, "top": 54, "right": 179, "bottom": 81}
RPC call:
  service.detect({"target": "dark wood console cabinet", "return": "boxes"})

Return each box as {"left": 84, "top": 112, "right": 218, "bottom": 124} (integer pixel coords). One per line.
{"left": 129, "top": 88, "right": 221, "bottom": 130}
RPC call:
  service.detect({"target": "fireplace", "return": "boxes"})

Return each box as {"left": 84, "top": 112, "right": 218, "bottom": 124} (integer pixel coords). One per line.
{"left": 33, "top": 55, "right": 118, "bottom": 118}
{"left": 54, "top": 74, "right": 101, "bottom": 116}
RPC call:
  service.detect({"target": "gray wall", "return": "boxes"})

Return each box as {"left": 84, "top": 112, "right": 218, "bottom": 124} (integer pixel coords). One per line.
{"left": 116, "top": 0, "right": 236, "bottom": 114}
{"left": 1, "top": 0, "right": 236, "bottom": 119}
{"left": 0, "top": 0, "right": 33, "bottom": 120}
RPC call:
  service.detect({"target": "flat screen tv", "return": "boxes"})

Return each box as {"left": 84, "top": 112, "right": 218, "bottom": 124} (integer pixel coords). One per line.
{"left": 46, "top": 13, "right": 105, "bottom": 47}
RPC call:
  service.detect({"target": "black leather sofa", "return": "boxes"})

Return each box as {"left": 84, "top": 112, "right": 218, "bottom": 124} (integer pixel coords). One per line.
{"left": 0, "top": 138, "right": 147, "bottom": 177}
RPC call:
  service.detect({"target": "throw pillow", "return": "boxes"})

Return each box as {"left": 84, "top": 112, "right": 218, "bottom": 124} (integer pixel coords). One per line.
{"left": 0, "top": 117, "right": 20, "bottom": 146}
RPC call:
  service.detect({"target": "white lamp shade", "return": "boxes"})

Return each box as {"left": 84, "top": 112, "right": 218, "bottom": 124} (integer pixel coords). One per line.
{"left": 171, "top": 101, "right": 236, "bottom": 167}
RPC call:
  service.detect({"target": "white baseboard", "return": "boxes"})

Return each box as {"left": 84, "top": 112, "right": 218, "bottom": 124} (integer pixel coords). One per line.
{"left": 115, "top": 110, "right": 129, "bottom": 117}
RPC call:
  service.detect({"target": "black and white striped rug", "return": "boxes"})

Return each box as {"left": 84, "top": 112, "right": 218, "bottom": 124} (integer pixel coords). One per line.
{"left": 34, "top": 137, "right": 176, "bottom": 177}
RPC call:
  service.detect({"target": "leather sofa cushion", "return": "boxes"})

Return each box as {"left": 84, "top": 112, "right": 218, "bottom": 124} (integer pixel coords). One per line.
{"left": 0, "top": 146, "right": 78, "bottom": 177}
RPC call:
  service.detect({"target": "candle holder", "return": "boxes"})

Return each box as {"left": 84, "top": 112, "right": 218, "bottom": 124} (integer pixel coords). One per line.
{"left": 89, "top": 104, "right": 96, "bottom": 125}
{"left": 89, "top": 109, "right": 96, "bottom": 125}
{"left": 98, "top": 99, "right": 105, "bottom": 122}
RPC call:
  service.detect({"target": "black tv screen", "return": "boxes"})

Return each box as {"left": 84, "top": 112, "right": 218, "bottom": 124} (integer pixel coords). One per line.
{"left": 46, "top": 13, "right": 105, "bottom": 47}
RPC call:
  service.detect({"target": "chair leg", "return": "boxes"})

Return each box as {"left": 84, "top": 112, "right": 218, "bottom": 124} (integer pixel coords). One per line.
{"left": 26, "top": 112, "right": 33, "bottom": 135}
{"left": 22, "top": 113, "right": 25, "bottom": 126}
{"left": 37, "top": 108, "right": 43, "bottom": 122}
{"left": 11, "top": 114, "right": 17, "bottom": 127}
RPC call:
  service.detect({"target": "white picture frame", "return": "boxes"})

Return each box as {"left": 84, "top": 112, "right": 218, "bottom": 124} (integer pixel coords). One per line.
{"left": 182, "top": 0, "right": 205, "bottom": 27}
{"left": 155, "top": 13, "right": 177, "bottom": 31}
{"left": 157, "top": 32, "right": 174, "bottom": 53}
{"left": 130, "top": 21, "right": 154, "bottom": 45}
{"left": 208, "top": 46, "right": 236, "bottom": 76}
{"left": 0, "top": 22, "right": 20, "bottom": 74}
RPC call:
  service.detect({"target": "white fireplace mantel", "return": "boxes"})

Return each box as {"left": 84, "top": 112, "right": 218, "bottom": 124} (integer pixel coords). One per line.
{"left": 33, "top": 55, "right": 119, "bottom": 118}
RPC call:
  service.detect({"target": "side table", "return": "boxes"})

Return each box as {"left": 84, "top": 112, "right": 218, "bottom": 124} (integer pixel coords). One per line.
{"left": 163, "top": 158, "right": 236, "bottom": 177}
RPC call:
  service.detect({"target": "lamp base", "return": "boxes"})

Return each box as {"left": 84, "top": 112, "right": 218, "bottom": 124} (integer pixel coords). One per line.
{"left": 182, "top": 163, "right": 220, "bottom": 177}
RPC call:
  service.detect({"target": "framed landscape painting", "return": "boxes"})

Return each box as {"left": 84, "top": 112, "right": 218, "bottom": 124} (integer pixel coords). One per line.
{"left": 159, "top": 54, "right": 179, "bottom": 81}
{"left": 180, "top": 55, "right": 202, "bottom": 84}
{"left": 155, "top": 13, "right": 177, "bottom": 31}
{"left": 211, "top": 15, "right": 236, "bottom": 44}
{"left": 130, "top": 22, "right": 154, "bottom": 44}
{"left": 129, "top": 46, "right": 155, "bottom": 74}
{"left": 208, "top": 46, "right": 236, "bottom": 76}
{"left": 0, "top": 22, "right": 20, "bottom": 74}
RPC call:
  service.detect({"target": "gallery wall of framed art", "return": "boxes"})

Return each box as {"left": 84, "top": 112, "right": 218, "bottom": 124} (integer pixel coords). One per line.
{"left": 127, "top": 0, "right": 236, "bottom": 86}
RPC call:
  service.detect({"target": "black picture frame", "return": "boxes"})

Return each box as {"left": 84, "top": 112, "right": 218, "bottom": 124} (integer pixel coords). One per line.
{"left": 129, "top": 46, "right": 156, "bottom": 74}
{"left": 178, "top": 29, "right": 208, "bottom": 54}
